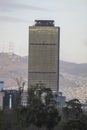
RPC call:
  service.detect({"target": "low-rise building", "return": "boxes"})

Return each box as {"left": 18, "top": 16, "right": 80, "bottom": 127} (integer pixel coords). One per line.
{"left": 3, "top": 90, "right": 19, "bottom": 109}
{"left": 21, "top": 91, "right": 28, "bottom": 106}
{"left": 53, "top": 91, "right": 66, "bottom": 108}
{"left": 0, "top": 81, "right": 4, "bottom": 91}
{"left": 0, "top": 91, "right": 4, "bottom": 110}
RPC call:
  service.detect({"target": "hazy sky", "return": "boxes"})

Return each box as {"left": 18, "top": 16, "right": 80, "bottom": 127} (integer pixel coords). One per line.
{"left": 0, "top": 0, "right": 87, "bottom": 63}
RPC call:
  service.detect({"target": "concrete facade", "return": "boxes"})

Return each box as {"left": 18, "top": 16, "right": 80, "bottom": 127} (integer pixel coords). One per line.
{"left": 0, "top": 92, "right": 4, "bottom": 110}
{"left": 21, "top": 91, "right": 28, "bottom": 106}
{"left": 0, "top": 81, "right": 4, "bottom": 91}
{"left": 53, "top": 91, "right": 66, "bottom": 108}
{"left": 28, "top": 20, "right": 60, "bottom": 91}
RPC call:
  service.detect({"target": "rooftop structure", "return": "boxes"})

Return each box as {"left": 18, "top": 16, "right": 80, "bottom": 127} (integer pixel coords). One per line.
{"left": 35, "top": 20, "right": 54, "bottom": 26}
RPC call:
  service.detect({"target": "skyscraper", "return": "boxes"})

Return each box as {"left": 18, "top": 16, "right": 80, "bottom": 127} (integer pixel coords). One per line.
{"left": 28, "top": 20, "right": 60, "bottom": 91}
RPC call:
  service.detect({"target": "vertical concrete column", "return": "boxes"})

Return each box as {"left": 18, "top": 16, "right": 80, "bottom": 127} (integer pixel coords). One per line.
{"left": 9, "top": 94, "right": 12, "bottom": 109}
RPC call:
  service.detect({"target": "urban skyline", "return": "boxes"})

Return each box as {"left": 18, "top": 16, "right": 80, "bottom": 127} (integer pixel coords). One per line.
{"left": 0, "top": 0, "right": 87, "bottom": 63}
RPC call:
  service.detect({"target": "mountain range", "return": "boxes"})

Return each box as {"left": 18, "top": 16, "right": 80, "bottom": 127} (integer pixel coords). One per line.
{"left": 0, "top": 53, "right": 28, "bottom": 89}
{"left": 0, "top": 52, "right": 87, "bottom": 101}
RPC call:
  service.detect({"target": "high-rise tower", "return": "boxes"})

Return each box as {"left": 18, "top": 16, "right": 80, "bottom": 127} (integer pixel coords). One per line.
{"left": 28, "top": 20, "right": 60, "bottom": 91}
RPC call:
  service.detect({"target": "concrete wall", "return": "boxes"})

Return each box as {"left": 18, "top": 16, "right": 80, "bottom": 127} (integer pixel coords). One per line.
{"left": 0, "top": 92, "right": 4, "bottom": 110}
{"left": 29, "top": 26, "right": 60, "bottom": 91}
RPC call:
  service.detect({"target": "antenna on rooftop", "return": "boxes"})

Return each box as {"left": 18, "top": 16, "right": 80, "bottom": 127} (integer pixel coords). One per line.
{"left": 1, "top": 42, "right": 5, "bottom": 53}
{"left": 9, "top": 42, "right": 14, "bottom": 55}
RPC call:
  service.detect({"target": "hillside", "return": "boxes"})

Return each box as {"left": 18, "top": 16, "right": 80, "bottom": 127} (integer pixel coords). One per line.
{"left": 59, "top": 60, "right": 87, "bottom": 101}
{"left": 0, "top": 53, "right": 28, "bottom": 89}
{"left": 0, "top": 52, "right": 87, "bottom": 101}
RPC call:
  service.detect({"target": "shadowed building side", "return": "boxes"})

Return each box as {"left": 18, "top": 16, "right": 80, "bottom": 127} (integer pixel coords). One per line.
{"left": 28, "top": 20, "right": 60, "bottom": 91}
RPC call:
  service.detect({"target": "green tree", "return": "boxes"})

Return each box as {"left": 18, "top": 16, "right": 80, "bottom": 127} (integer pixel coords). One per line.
{"left": 14, "top": 77, "right": 25, "bottom": 109}
{"left": 14, "top": 82, "right": 60, "bottom": 129}
{"left": 63, "top": 99, "right": 82, "bottom": 119}
{"left": 15, "top": 106, "right": 29, "bottom": 127}
{"left": 61, "top": 99, "right": 87, "bottom": 130}
{"left": 62, "top": 119, "right": 87, "bottom": 130}
{"left": 27, "top": 82, "right": 60, "bottom": 130}
{"left": 0, "top": 110, "right": 5, "bottom": 130}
